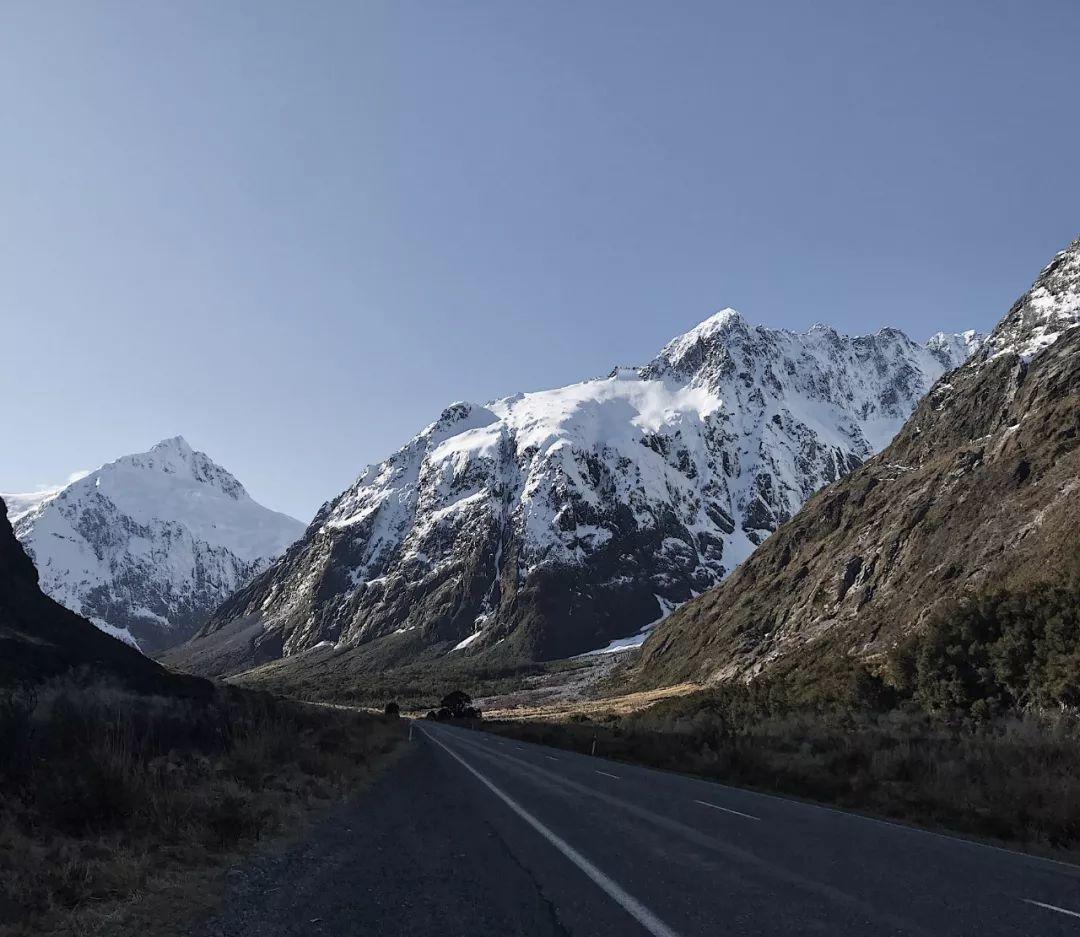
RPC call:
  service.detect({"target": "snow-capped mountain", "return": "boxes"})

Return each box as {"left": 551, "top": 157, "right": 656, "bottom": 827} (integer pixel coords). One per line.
{"left": 638, "top": 233, "right": 1080, "bottom": 689}
{"left": 177, "top": 313, "right": 981, "bottom": 677}
{"left": 6, "top": 437, "right": 304, "bottom": 651}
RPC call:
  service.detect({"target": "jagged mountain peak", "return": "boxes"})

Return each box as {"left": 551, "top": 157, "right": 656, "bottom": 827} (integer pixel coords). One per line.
{"left": 7, "top": 439, "right": 304, "bottom": 651}
{"left": 155, "top": 433, "right": 193, "bottom": 452}
{"left": 108, "top": 436, "right": 249, "bottom": 501}
{"left": 644, "top": 311, "right": 979, "bottom": 393}
{"left": 926, "top": 329, "right": 984, "bottom": 368}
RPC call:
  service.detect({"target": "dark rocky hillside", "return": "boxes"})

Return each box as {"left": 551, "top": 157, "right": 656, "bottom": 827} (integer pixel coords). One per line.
{"left": 639, "top": 236, "right": 1080, "bottom": 688}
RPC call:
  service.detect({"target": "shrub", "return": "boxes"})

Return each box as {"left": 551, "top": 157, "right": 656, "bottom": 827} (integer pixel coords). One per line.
{"left": 892, "top": 582, "right": 1080, "bottom": 716}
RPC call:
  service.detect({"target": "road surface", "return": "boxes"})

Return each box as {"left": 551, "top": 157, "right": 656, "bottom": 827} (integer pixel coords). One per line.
{"left": 196, "top": 721, "right": 1080, "bottom": 936}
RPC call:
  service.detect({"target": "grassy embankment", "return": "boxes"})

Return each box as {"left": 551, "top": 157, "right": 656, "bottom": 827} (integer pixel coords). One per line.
{"left": 0, "top": 677, "right": 403, "bottom": 937}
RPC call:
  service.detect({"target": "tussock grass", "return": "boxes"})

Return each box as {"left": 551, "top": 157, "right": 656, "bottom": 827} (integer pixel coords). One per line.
{"left": 0, "top": 677, "right": 402, "bottom": 937}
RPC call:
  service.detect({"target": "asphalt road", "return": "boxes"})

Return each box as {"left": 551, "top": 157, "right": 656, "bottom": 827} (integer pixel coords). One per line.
{"left": 197, "top": 721, "right": 1080, "bottom": 936}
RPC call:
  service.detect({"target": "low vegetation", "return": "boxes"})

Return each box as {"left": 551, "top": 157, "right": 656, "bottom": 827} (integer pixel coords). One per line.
{"left": 238, "top": 652, "right": 595, "bottom": 712}
{"left": 483, "top": 580, "right": 1080, "bottom": 857}
{"left": 0, "top": 674, "right": 403, "bottom": 937}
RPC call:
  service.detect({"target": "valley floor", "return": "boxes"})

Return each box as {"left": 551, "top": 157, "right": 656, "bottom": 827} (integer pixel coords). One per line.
{"left": 472, "top": 649, "right": 700, "bottom": 720}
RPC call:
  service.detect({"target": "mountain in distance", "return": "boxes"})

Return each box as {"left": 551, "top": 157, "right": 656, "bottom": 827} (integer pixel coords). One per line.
{"left": 0, "top": 494, "right": 203, "bottom": 693}
{"left": 171, "top": 312, "right": 980, "bottom": 679}
{"left": 6, "top": 437, "right": 304, "bottom": 652}
{"left": 639, "top": 234, "right": 1080, "bottom": 688}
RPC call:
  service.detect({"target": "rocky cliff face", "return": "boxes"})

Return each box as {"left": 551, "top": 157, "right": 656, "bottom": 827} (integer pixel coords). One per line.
{"left": 7, "top": 437, "right": 304, "bottom": 652}
{"left": 639, "top": 235, "right": 1080, "bottom": 687}
{"left": 176, "top": 314, "right": 978, "bottom": 677}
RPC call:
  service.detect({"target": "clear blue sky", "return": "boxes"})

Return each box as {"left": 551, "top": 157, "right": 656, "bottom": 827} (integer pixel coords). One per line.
{"left": 2, "top": 1, "right": 1078, "bottom": 521}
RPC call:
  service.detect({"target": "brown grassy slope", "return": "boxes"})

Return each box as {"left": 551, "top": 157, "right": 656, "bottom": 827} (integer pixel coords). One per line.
{"left": 639, "top": 254, "right": 1080, "bottom": 687}
{"left": 0, "top": 679, "right": 403, "bottom": 937}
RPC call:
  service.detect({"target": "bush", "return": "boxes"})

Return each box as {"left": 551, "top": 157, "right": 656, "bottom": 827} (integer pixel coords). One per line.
{"left": 892, "top": 582, "right": 1080, "bottom": 716}
{"left": 383, "top": 701, "right": 400, "bottom": 718}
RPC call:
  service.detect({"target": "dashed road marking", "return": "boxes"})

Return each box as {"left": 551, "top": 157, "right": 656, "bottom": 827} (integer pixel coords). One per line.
{"left": 1023, "top": 899, "right": 1080, "bottom": 920}
{"left": 595, "top": 770, "right": 621, "bottom": 780}
{"left": 695, "top": 799, "right": 760, "bottom": 821}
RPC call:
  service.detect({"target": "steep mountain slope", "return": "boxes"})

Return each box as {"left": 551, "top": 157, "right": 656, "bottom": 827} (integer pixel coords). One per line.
{"left": 7, "top": 437, "right": 304, "bottom": 652}
{"left": 639, "top": 235, "right": 1080, "bottom": 687}
{"left": 174, "top": 315, "right": 978, "bottom": 678}
{"left": 0, "top": 495, "right": 200, "bottom": 691}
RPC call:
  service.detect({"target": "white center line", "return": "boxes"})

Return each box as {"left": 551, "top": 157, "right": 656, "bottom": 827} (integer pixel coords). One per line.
{"left": 1023, "top": 899, "right": 1080, "bottom": 920}
{"left": 595, "top": 770, "right": 621, "bottom": 780}
{"left": 695, "top": 799, "right": 760, "bottom": 821}
{"left": 421, "top": 728, "right": 682, "bottom": 937}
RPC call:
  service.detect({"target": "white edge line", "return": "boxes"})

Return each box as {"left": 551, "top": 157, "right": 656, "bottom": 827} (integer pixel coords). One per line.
{"left": 695, "top": 799, "right": 760, "bottom": 822}
{"left": 595, "top": 770, "right": 621, "bottom": 779}
{"left": 1023, "top": 898, "right": 1080, "bottom": 919}
{"left": 421, "top": 727, "right": 681, "bottom": 937}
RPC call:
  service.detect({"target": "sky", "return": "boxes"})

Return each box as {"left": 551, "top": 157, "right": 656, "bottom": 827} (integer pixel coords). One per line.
{"left": 1, "top": 0, "right": 1078, "bottom": 522}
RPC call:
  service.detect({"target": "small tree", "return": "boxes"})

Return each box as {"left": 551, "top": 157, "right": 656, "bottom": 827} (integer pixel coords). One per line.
{"left": 439, "top": 690, "right": 473, "bottom": 719}
{"left": 383, "top": 701, "right": 400, "bottom": 718}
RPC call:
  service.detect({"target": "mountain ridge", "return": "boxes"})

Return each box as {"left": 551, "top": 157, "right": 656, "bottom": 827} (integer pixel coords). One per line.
{"left": 171, "top": 313, "right": 980, "bottom": 678}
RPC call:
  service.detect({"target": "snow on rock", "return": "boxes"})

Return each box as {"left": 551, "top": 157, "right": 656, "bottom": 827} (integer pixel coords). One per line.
{"left": 6, "top": 437, "right": 304, "bottom": 652}
{"left": 192, "top": 313, "right": 981, "bottom": 671}
{"left": 3, "top": 487, "right": 65, "bottom": 524}
{"left": 979, "top": 236, "right": 1080, "bottom": 363}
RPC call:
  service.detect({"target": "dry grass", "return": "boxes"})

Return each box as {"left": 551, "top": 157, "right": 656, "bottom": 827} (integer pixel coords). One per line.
{"left": 481, "top": 681, "right": 701, "bottom": 721}
{"left": 0, "top": 677, "right": 403, "bottom": 937}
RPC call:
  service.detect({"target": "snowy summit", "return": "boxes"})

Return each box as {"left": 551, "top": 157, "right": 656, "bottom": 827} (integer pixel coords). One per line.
{"left": 5, "top": 437, "right": 304, "bottom": 650}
